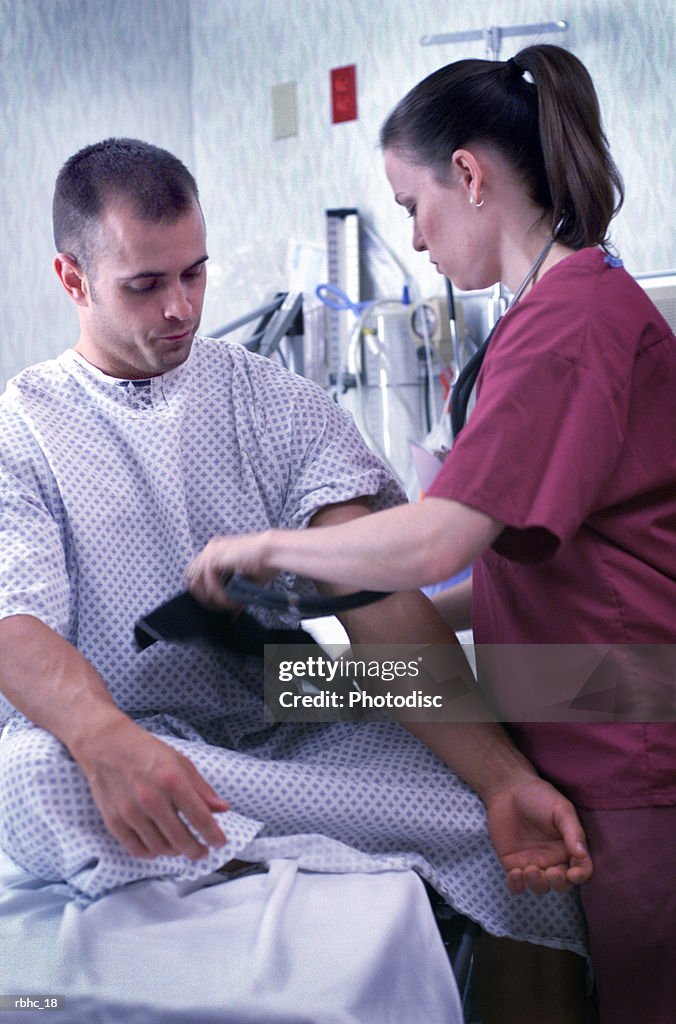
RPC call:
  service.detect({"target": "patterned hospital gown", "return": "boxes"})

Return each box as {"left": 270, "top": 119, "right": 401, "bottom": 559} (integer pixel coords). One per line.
{"left": 0, "top": 337, "right": 586, "bottom": 953}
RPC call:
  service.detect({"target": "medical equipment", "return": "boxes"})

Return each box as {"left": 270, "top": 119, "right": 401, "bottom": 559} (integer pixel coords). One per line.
{"left": 411, "top": 294, "right": 453, "bottom": 361}
{"left": 135, "top": 591, "right": 317, "bottom": 654}
{"left": 318, "top": 210, "right": 455, "bottom": 492}
{"left": 225, "top": 573, "right": 390, "bottom": 616}
{"left": 321, "top": 286, "right": 445, "bottom": 493}
{"left": 320, "top": 209, "right": 451, "bottom": 491}
{"left": 209, "top": 216, "right": 461, "bottom": 494}
{"left": 420, "top": 18, "right": 568, "bottom": 60}
{"left": 210, "top": 290, "right": 304, "bottom": 360}
{"left": 325, "top": 208, "right": 361, "bottom": 380}
{"left": 134, "top": 576, "right": 391, "bottom": 653}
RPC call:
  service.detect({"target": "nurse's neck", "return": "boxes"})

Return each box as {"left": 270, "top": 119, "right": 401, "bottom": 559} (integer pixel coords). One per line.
{"left": 505, "top": 234, "right": 576, "bottom": 304}
{"left": 527, "top": 241, "right": 576, "bottom": 292}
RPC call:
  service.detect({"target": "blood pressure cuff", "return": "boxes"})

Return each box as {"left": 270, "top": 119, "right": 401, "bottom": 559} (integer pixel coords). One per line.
{"left": 134, "top": 590, "right": 318, "bottom": 656}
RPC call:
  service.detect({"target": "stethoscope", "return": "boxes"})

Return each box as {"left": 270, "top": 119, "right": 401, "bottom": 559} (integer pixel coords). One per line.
{"left": 451, "top": 228, "right": 560, "bottom": 438}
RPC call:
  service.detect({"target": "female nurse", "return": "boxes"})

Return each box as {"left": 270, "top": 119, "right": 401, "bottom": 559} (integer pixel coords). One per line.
{"left": 187, "top": 45, "right": 675, "bottom": 1024}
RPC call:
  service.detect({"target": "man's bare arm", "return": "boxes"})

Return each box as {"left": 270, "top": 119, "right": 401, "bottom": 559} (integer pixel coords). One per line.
{"left": 0, "top": 614, "right": 229, "bottom": 859}
{"left": 432, "top": 574, "right": 473, "bottom": 633}
{"left": 306, "top": 501, "right": 592, "bottom": 893}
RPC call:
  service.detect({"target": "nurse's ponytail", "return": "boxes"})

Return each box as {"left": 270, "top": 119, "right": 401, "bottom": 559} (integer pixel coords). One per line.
{"left": 380, "top": 44, "right": 623, "bottom": 250}
{"left": 512, "top": 45, "right": 623, "bottom": 248}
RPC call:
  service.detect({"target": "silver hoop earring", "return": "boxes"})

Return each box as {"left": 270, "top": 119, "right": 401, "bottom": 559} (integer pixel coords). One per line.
{"left": 470, "top": 194, "right": 484, "bottom": 208}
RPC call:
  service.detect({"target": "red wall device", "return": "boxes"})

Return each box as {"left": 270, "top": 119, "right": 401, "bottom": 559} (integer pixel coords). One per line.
{"left": 331, "top": 65, "right": 357, "bottom": 123}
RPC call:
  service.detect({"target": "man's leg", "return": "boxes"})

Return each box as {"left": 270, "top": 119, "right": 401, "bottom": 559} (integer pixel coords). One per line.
{"left": 0, "top": 725, "right": 259, "bottom": 898}
{"left": 0, "top": 725, "right": 88, "bottom": 881}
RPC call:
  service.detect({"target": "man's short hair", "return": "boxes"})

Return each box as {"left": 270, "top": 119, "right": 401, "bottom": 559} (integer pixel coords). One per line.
{"left": 52, "top": 138, "right": 200, "bottom": 274}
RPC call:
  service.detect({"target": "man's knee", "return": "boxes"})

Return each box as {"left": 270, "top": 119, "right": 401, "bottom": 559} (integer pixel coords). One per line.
{"left": 0, "top": 726, "right": 83, "bottom": 874}
{"left": 0, "top": 725, "right": 71, "bottom": 785}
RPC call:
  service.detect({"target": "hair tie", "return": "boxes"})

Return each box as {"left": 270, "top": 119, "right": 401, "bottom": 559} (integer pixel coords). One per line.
{"left": 506, "top": 56, "right": 535, "bottom": 85}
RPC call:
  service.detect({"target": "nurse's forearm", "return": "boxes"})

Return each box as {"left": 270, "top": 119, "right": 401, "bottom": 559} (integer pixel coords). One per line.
{"left": 268, "top": 498, "right": 499, "bottom": 590}
{"left": 191, "top": 498, "right": 501, "bottom": 601}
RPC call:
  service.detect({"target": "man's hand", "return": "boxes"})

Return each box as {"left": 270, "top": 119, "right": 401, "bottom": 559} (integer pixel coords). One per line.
{"left": 74, "top": 716, "right": 230, "bottom": 860}
{"left": 1, "top": 616, "right": 230, "bottom": 861}
{"left": 484, "top": 776, "right": 593, "bottom": 895}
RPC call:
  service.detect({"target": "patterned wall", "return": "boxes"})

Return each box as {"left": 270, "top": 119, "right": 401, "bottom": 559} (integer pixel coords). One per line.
{"left": 0, "top": 0, "right": 194, "bottom": 385}
{"left": 1, "top": 0, "right": 673, "bottom": 387}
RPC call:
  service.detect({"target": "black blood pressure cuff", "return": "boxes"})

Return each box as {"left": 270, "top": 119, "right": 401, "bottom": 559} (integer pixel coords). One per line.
{"left": 134, "top": 590, "right": 319, "bottom": 656}
{"left": 135, "top": 577, "right": 389, "bottom": 656}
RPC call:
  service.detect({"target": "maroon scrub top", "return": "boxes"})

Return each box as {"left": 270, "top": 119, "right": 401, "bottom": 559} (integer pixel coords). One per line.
{"left": 427, "top": 248, "right": 676, "bottom": 809}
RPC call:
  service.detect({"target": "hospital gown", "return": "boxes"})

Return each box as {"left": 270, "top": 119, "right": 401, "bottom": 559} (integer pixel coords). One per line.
{"left": 0, "top": 337, "right": 586, "bottom": 953}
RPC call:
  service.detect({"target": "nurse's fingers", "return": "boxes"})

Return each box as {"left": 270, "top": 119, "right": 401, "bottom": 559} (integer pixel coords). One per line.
{"left": 185, "top": 559, "right": 234, "bottom": 610}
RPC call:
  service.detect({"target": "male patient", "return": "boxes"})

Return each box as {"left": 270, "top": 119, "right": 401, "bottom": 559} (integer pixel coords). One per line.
{"left": 0, "top": 141, "right": 590, "bottom": 1003}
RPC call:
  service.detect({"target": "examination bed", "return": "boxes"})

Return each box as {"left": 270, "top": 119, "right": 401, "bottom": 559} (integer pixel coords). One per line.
{"left": 0, "top": 847, "right": 465, "bottom": 1023}
{"left": 0, "top": 594, "right": 581, "bottom": 1023}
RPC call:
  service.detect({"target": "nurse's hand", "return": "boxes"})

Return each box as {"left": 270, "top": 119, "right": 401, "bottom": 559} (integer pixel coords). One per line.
{"left": 485, "top": 776, "right": 593, "bottom": 894}
{"left": 185, "top": 533, "right": 276, "bottom": 611}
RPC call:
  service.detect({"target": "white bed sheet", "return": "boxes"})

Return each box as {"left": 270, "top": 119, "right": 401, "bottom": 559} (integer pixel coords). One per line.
{"left": 0, "top": 850, "right": 463, "bottom": 1023}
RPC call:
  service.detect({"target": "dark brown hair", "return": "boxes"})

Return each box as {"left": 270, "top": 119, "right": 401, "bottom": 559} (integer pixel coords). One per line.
{"left": 53, "top": 138, "right": 200, "bottom": 274}
{"left": 379, "top": 44, "right": 623, "bottom": 249}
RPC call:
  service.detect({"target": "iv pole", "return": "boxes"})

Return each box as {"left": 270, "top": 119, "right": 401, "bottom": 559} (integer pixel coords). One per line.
{"left": 421, "top": 20, "right": 568, "bottom": 60}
